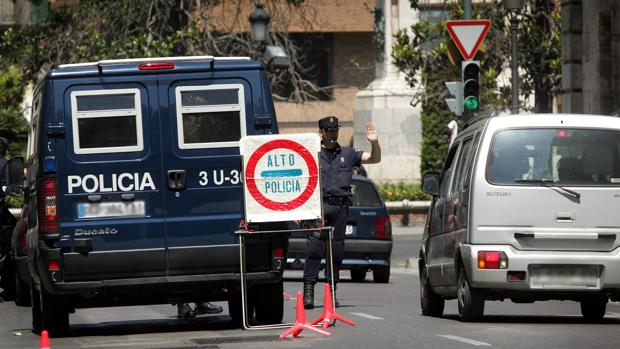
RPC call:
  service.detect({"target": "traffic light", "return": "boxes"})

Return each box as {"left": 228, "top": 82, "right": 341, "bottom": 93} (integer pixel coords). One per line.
{"left": 444, "top": 81, "right": 463, "bottom": 116}
{"left": 461, "top": 60, "right": 480, "bottom": 113}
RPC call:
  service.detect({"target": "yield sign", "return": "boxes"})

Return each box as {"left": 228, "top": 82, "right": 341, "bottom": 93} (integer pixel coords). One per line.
{"left": 446, "top": 20, "right": 491, "bottom": 60}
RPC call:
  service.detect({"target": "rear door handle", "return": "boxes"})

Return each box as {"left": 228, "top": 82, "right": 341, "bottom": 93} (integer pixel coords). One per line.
{"left": 167, "top": 170, "right": 186, "bottom": 189}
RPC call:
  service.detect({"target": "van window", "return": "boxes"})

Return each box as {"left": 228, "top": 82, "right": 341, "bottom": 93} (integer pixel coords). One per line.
{"left": 27, "top": 94, "right": 41, "bottom": 160}
{"left": 451, "top": 137, "right": 473, "bottom": 194}
{"left": 487, "top": 128, "right": 620, "bottom": 186}
{"left": 70, "top": 89, "right": 144, "bottom": 154}
{"left": 440, "top": 144, "right": 460, "bottom": 197}
{"left": 175, "top": 84, "right": 246, "bottom": 149}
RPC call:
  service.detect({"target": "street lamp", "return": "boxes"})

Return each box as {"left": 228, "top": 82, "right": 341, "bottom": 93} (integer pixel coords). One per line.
{"left": 249, "top": 3, "right": 271, "bottom": 44}
{"left": 503, "top": 0, "right": 524, "bottom": 114}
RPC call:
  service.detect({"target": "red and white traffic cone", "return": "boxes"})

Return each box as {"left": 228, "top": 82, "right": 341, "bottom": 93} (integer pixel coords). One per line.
{"left": 40, "top": 330, "right": 50, "bottom": 349}
{"left": 279, "top": 291, "right": 330, "bottom": 339}
{"left": 311, "top": 283, "right": 356, "bottom": 328}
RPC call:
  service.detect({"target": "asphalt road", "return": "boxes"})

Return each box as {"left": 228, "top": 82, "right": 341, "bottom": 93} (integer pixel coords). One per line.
{"left": 2, "top": 225, "right": 620, "bottom": 348}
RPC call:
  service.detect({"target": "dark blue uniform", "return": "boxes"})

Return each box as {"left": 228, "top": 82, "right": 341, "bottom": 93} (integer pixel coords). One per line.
{"left": 303, "top": 144, "right": 363, "bottom": 284}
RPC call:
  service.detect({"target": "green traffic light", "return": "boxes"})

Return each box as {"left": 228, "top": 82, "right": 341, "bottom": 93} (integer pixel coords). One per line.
{"left": 464, "top": 97, "right": 479, "bottom": 111}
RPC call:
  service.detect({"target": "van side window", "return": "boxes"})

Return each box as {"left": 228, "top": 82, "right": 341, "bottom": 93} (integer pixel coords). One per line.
{"left": 440, "top": 144, "right": 460, "bottom": 197}
{"left": 451, "top": 137, "right": 473, "bottom": 193}
{"left": 463, "top": 133, "right": 481, "bottom": 190}
{"left": 70, "top": 89, "right": 143, "bottom": 154}
{"left": 175, "top": 84, "right": 246, "bottom": 149}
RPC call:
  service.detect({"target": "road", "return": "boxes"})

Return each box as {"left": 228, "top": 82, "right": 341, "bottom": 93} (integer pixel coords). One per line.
{"left": 2, "top": 225, "right": 620, "bottom": 348}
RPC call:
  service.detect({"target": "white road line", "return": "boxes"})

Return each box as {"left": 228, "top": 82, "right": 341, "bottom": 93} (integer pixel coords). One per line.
{"left": 606, "top": 311, "right": 620, "bottom": 317}
{"left": 438, "top": 335, "right": 491, "bottom": 346}
{"left": 350, "top": 312, "right": 384, "bottom": 320}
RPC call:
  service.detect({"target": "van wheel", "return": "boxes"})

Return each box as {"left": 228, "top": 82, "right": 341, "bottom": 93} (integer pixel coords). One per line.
{"left": 14, "top": 271, "right": 31, "bottom": 307}
{"left": 253, "top": 281, "right": 284, "bottom": 325}
{"left": 350, "top": 269, "right": 367, "bottom": 282}
{"left": 40, "top": 288, "right": 70, "bottom": 337}
{"left": 227, "top": 289, "right": 255, "bottom": 328}
{"left": 30, "top": 282, "right": 42, "bottom": 334}
{"left": 457, "top": 269, "right": 484, "bottom": 322}
{"left": 373, "top": 263, "right": 390, "bottom": 283}
{"left": 420, "top": 265, "right": 444, "bottom": 317}
{"left": 580, "top": 297, "right": 607, "bottom": 323}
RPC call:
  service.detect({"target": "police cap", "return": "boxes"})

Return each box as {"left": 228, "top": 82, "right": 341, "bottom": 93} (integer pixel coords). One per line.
{"left": 318, "top": 116, "right": 340, "bottom": 130}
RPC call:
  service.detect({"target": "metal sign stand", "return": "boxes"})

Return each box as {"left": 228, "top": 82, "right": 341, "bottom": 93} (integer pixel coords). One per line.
{"left": 236, "top": 224, "right": 335, "bottom": 330}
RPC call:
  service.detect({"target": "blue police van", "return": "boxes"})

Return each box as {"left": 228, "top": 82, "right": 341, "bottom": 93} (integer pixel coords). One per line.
{"left": 9, "top": 56, "right": 288, "bottom": 336}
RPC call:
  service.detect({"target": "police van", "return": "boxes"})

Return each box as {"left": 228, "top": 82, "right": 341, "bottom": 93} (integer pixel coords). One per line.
{"left": 10, "top": 56, "right": 288, "bottom": 336}
{"left": 420, "top": 113, "right": 620, "bottom": 322}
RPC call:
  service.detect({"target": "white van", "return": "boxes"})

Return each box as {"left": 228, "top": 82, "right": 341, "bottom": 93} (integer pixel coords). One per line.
{"left": 420, "top": 113, "right": 620, "bottom": 322}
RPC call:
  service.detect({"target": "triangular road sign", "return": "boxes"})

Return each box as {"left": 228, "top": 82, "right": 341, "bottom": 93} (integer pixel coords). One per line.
{"left": 446, "top": 20, "right": 491, "bottom": 61}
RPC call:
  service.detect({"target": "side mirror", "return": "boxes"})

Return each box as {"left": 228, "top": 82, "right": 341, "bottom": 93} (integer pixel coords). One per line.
{"left": 422, "top": 172, "right": 440, "bottom": 196}
{"left": 5, "top": 157, "right": 24, "bottom": 195}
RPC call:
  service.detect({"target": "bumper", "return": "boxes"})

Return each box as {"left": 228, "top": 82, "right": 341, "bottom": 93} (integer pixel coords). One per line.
{"left": 464, "top": 244, "right": 620, "bottom": 291}
{"left": 287, "top": 237, "right": 392, "bottom": 269}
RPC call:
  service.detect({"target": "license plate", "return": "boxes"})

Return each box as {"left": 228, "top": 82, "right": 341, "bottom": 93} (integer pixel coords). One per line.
{"left": 530, "top": 265, "right": 600, "bottom": 289}
{"left": 77, "top": 201, "right": 146, "bottom": 219}
{"left": 345, "top": 225, "right": 355, "bottom": 235}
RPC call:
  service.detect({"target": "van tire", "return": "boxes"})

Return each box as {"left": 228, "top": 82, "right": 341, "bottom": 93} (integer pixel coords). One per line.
{"left": 457, "top": 269, "right": 484, "bottom": 322}
{"left": 350, "top": 269, "right": 367, "bottom": 282}
{"left": 30, "top": 282, "right": 42, "bottom": 334}
{"left": 373, "top": 263, "right": 390, "bottom": 283}
{"left": 253, "top": 281, "right": 284, "bottom": 325}
{"left": 228, "top": 289, "right": 255, "bottom": 328}
{"left": 40, "top": 288, "right": 70, "bottom": 337}
{"left": 420, "top": 265, "right": 444, "bottom": 317}
{"left": 14, "top": 271, "right": 31, "bottom": 307}
{"left": 580, "top": 297, "right": 607, "bottom": 323}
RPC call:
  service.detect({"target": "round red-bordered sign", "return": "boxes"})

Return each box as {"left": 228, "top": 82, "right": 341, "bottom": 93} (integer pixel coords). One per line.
{"left": 245, "top": 139, "right": 318, "bottom": 211}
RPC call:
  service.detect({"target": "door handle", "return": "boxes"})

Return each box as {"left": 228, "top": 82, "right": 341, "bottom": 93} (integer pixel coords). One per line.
{"left": 167, "top": 170, "right": 186, "bottom": 190}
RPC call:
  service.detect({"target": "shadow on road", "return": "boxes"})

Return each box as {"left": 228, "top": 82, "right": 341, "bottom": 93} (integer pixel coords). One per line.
{"left": 440, "top": 314, "right": 620, "bottom": 325}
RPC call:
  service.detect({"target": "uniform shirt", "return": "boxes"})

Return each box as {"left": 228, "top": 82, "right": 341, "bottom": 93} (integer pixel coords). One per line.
{"left": 320, "top": 144, "right": 363, "bottom": 199}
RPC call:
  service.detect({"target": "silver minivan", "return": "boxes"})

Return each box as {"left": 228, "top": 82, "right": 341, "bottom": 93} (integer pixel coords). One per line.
{"left": 420, "top": 113, "right": 620, "bottom": 322}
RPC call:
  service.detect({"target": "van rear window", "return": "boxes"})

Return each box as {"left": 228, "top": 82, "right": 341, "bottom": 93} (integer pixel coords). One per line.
{"left": 71, "top": 89, "right": 144, "bottom": 154}
{"left": 487, "top": 128, "right": 620, "bottom": 186}
{"left": 176, "top": 84, "right": 246, "bottom": 149}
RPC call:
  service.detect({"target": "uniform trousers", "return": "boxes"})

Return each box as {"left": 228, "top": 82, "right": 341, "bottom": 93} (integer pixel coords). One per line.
{"left": 303, "top": 202, "right": 348, "bottom": 284}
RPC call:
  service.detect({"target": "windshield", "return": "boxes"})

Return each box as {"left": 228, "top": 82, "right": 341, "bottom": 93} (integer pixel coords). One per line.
{"left": 487, "top": 128, "right": 620, "bottom": 186}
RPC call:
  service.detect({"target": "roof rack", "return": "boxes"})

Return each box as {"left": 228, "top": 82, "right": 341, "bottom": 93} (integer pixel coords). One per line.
{"left": 462, "top": 107, "right": 499, "bottom": 129}
{"left": 58, "top": 56, "right": 250, "bottom": 69}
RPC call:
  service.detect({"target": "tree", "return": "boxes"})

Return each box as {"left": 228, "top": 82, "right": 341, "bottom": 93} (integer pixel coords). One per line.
{"left": 392, "top": 0, "right": 560, "bottom": 173}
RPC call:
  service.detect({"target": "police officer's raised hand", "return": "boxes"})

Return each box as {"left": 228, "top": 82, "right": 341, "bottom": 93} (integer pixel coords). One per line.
{"left": 366, "top": 122, "right": 378, "bottom": 142}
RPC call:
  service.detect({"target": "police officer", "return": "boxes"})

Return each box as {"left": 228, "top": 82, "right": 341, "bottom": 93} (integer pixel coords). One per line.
{"left": 303, "top": 116, "right": 381, "bottom": 309}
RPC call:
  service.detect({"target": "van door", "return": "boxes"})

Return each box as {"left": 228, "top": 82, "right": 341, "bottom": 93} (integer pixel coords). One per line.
{"left": 442, "top": 135, "right": 475, "bottom": 284}
{"left": 59, "top": 79, "right": 167, "bottom": 281}
{"left": 426, "top": 144, "right": 459, "bottom": 286}
{"left": 158, "top": 73, "right": 253, "bottom": 275}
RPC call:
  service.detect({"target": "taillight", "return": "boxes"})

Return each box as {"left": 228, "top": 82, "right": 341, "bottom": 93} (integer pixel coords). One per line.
{"left": 48, "top": 259, "right": 60, "bottom": 271}
{"left": 138, "top": 62, "right": 175, "bottom": 70}
{"left": 273, "top": 247, "right": 284, "bottom": 258}
{"left": 477, "top": 251, "right": 508, "bottom": 269}
{"left": 375, "top": 216, "right": 392, "bottom": 240}
{"left": 38, "top": 175, "right": 59, "bottom": 234}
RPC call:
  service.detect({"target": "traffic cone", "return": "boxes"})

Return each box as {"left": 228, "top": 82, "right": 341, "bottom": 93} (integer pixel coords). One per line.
{"left": 279, "top": 291, "right": 330, "bottom": 339}
{"left": 40, "top": 330, "right": 50, "bottom": 349}
{"left": 311, "top": 283, "right": 356, "bottom": 328}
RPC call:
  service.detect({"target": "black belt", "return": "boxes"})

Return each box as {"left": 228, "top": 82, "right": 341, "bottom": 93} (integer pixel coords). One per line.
{"left": 323, "top": 196, "right": 351, "bottom": 206}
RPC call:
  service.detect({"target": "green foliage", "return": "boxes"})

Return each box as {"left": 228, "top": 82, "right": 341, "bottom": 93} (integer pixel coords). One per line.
{"left": 377, "top": 182, "right": 431, "bottom": 202}
{"left": 392, "top": 1, "right": 561, "bottom": 173}
{"left": 0, "top": 65, "right": 28, "bottom": 156}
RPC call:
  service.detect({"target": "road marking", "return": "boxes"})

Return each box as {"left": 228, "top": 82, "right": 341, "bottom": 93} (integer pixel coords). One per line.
{"left": 350, "top": 312, "right": 384, "bottom": 320}
{"left": 606, "top": 311, "right": 620, "bottom": 317}
{"left": 438, "top": 335, "right": 491, "bottom": 346}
